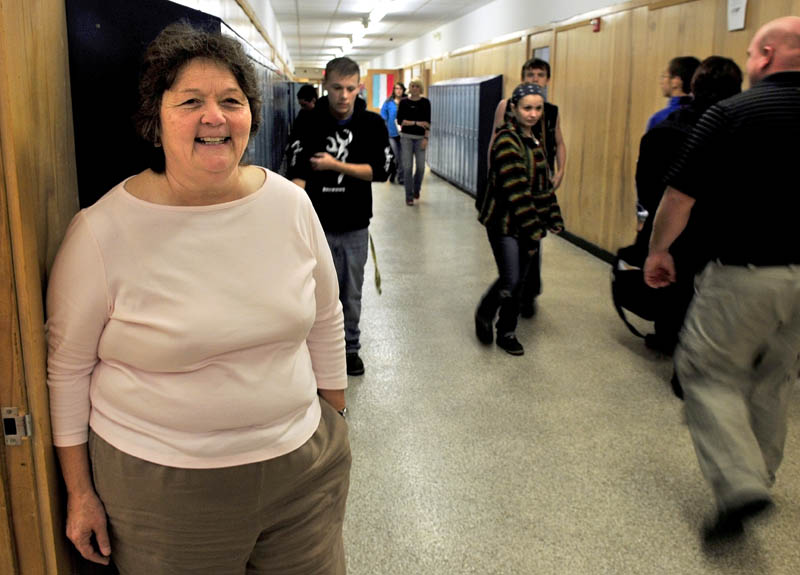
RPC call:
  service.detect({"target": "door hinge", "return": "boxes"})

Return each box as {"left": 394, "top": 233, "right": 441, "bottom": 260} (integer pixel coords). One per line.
{"left": 2, "top": 407, "right": 32, "bottom": 446}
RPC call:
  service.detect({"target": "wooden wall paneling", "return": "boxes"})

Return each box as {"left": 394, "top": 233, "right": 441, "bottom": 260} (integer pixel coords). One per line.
{"left": 552, "top": 26, "right": 575, "bottom": 230}
{"left": 594, "top": 11, "right": 630, "bottom": 250}
{"left": 0, "top": 0, "right": 79, "bottom": 572}
{"left": 0, "top": 76, "right": 49, "bottom": 573}
{"left": 527, "top": 30, "right": 554, "bottom": 51}
{"left": 458, "top": 53, "right": 473, "bottom": 78}
{"left": 553, "top": 11, "right": 637, "bottom": 251}
{"left": 470, "top": 39, "right": 525, "bottom": 99}
{"left": 0, "top": 146, "right": 20, "bottom": 575}
{"left": 628, "top": 5, "right": 654, "bottom": 167}
{"left": 507, "top": 40, "right": 528, "bottom": 96}
{"left": 603, "top": 11, "right": 637, "bottom": 250}
{"left": 573, "top": 20, "right": 603, "bottom": 246}
{"left": 554, "top": 22, "right": 587, "bottom": 242}
{"left": 672, "top": 0, "right": 716, "bottom": 55}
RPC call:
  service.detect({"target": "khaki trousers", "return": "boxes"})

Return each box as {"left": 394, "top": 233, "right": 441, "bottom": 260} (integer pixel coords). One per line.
{"left": 676, "top": 262, "right": 800, "bottom": 511}
{"left": 89, "top": 399, "right": 351, "bottom": 574}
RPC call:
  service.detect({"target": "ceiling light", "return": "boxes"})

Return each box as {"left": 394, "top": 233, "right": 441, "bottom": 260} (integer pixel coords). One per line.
{"left": 369, "top": 1, "right": 392, "bottom": 26}
{"left": 352, "top": 27, "right": 366, "bottom": 45}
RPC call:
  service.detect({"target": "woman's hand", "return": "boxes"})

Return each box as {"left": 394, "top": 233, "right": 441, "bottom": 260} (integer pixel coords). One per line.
{"left": 550, "top": 170, "right": 564, "bottom": 190}
{"left": 65, "top": 489, "right": 112, "bottom": 565}
{"left": 318, "top": 388, "right": 346, "bottom": 412}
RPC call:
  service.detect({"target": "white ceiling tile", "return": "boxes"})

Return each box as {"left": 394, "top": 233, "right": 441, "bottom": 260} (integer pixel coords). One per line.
{"left": 268, "top": 0, "right": 496, "bottom": 70}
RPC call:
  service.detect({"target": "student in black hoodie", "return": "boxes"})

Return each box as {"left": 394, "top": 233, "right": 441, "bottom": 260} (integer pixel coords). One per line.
{"left": 634, "top": 56, "right": 743, "bottom": 361}
{"left": 287, "top": 57, "right": 391, "bottom": 376}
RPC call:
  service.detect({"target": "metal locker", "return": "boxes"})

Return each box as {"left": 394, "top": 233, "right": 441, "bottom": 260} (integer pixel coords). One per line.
{"left": 428, "top": 75, "right": 503, "bottom": 198}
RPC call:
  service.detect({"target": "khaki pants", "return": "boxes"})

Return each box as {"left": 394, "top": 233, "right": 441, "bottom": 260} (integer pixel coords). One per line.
{"left": 676, "top": 261, "right": 800, "bottom": 511}
{"left": 89, "top": 399, "right": 351, "bottom": 574}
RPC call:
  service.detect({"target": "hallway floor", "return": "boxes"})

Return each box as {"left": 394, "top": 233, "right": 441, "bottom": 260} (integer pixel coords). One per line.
{"left": 341, "top": 170, "right": 800, "bottom": 575}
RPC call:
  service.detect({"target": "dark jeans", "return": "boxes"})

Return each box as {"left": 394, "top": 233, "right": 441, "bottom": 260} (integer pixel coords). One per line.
{"left": 519, "top": 240, "right": 542, "bottom": 306}
{"left": 400, "top": 135, "right": 426, "bottom": 202}
{"left": 477, "top": 232, "right": 534, "bottom": 336}
{"left": 388, "top": 136, "right": 403, "bottom": 184}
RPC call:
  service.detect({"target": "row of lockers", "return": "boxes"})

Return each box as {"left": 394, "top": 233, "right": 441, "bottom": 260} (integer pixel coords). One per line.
{"left": 428, "top": 75, "right": 503, "bottom": 198}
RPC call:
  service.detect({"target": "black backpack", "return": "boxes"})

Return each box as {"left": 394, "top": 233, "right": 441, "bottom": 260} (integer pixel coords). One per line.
{"left": 610, "top": 243, "right": 668, "bottom": 338}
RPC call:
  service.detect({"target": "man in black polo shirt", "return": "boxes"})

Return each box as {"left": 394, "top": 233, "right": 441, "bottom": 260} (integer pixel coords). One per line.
{"left": 644, "top": 16, "right": 800, "bottom": 541}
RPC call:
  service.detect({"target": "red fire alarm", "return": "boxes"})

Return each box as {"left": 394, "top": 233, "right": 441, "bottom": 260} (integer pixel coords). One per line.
{"left": 591, "top": 17, "right": 601, "bottom": 32}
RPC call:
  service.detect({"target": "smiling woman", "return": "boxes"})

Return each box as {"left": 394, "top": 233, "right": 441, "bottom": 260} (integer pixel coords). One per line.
{"left": 158, "top": 58, "right": 253, "bottom": 188}
{"left": 45, "top": 22, "right": 351, "bottom": 574}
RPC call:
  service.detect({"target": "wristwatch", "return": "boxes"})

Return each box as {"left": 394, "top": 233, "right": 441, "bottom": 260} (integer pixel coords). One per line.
{"left": 338, "top": 407, "right": 348, "bottom": 419}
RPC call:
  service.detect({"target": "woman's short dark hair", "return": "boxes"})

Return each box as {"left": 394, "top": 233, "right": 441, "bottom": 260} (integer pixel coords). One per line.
{"left": 691, "top": 56, "right": 743, "bottom": 111}
{"left": 134, "top": 22, "right": 262, "bottom": 172}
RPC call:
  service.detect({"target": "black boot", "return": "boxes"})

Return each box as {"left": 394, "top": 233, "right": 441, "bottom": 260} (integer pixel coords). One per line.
{"left": 496, "top": 333, "right": 524, "bottom": 356}
{"left": 475, "top": 310, "right": 493, "bottom": 344}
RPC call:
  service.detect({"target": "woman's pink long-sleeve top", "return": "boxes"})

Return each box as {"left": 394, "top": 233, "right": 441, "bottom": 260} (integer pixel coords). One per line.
{"left": 46, "top": 169, "right": 346, "bottom": 468}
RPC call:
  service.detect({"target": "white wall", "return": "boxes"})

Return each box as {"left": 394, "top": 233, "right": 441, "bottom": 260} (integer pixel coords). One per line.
{"left": 369, "top": 0, "right": 621, "bottom": 69}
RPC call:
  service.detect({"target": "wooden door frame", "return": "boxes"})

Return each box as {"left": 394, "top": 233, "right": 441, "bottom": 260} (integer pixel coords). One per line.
{"left": 0, "top": 0, "right": 78, "bottom": 572}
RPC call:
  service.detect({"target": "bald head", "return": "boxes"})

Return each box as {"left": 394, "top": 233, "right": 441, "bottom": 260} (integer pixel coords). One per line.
{"left": 747, "top": 16, "right": 800, "bottom": 83}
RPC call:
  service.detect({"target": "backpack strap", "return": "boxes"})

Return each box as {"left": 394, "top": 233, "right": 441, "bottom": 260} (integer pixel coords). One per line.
{"left": 611, "top": 255, "right": 647, "bottom": 339}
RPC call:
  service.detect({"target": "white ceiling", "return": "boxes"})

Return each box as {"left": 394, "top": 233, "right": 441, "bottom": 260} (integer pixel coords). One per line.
{"left": 270, "top": 0, "right": 495, "bottom": 69}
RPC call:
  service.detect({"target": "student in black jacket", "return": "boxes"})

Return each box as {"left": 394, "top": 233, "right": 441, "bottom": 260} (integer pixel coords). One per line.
{"left": 634, "top": 56, "right": 742, "bottom": 360}
{"left": 287, "top": 57, "right": 391, "bottom": 376}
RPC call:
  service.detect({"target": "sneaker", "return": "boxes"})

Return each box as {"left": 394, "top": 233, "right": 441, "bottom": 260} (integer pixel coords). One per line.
{"left": 346, "top": 353, "right": 365, "bottom": 376}
{"left": 413, "top": 191, "right": 420, "bottom": 199}
{"left": 406, "top": 199, "right": 414, "bottom": 206}
{"left": 496, "top": 334, "right": 524, "bottom": 356}
{"left": 475, "top": 311, "right": 493, "bottom": 345}
{"left": 520, "top": 300, "right": 537, "bottom": 318}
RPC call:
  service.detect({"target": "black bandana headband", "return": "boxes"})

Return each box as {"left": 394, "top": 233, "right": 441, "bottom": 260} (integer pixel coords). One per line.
{"left": 511, "top": 83, "right": 547, "bottom": 105}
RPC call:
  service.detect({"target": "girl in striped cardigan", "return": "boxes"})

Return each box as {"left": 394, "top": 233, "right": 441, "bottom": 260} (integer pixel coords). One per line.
{"left": 475, "top": 83, "right": 564, "bottom": 355}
